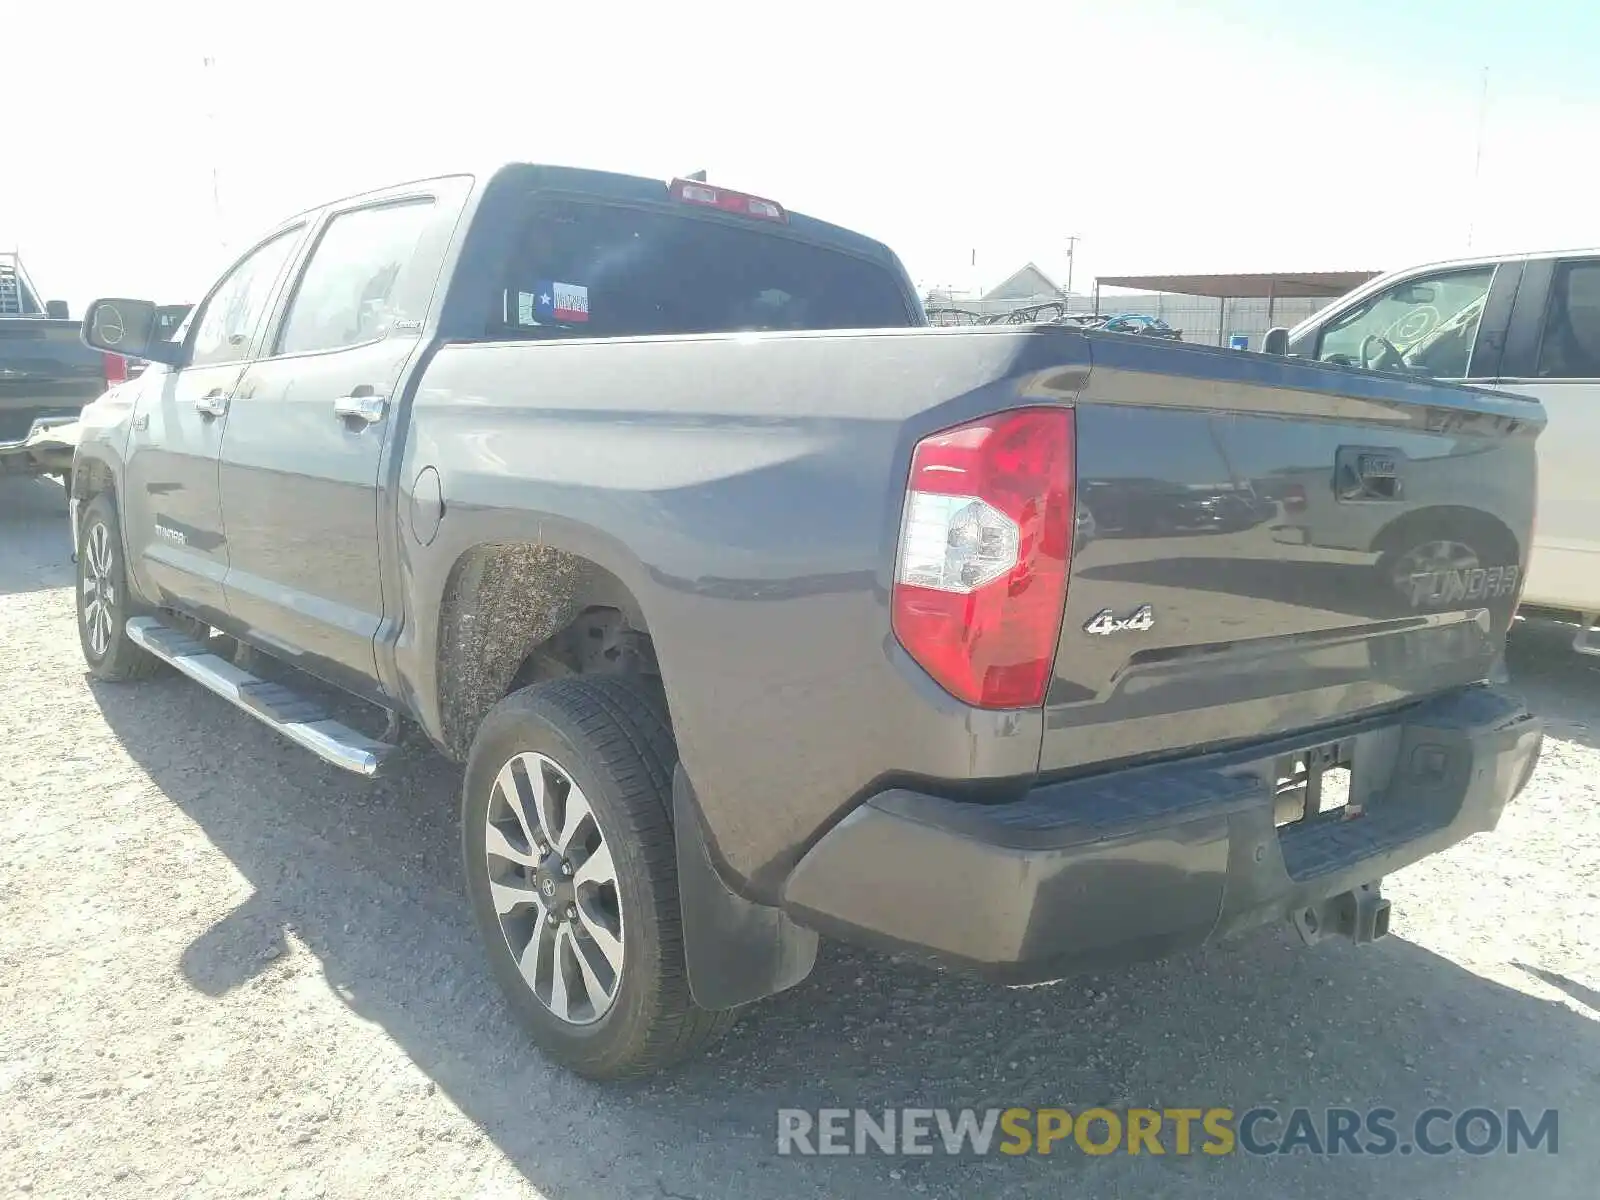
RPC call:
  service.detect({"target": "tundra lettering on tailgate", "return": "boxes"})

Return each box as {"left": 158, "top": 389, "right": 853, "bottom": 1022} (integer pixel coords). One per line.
{"left": 1408, "top": 565, "right": 1519, "bottom": 608}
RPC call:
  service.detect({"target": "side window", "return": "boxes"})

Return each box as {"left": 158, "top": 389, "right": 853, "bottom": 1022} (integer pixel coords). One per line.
{"left": 189, "top": 230, "right": 302, "bottom": 367}
{"left": 275, "top": 200, "right": 435, "bottom": 356}
{"left": 1535, "top": 260, "right": 1600, "bottom": 379}
{"left": 1315, "top": 266, "right": 1496, "bottom": 379}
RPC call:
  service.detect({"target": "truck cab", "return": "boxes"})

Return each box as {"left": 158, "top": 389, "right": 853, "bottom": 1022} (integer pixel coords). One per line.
{"left": 1283, "top": 250, "right": 1600, "bottom": 648}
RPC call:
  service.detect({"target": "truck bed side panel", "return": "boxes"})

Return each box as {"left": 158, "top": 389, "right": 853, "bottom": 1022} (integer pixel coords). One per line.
{"left": 398, "top": 328, "right": 1075, "bottom": 896}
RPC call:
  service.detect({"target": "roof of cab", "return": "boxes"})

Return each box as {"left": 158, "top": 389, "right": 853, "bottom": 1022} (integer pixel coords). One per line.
{"left": 280, "top": 161, "right": 901, "bottom": 269}
{"left": 482, "top": 162, "right": 899, "bottom": 265}
{"left": 1361, "top": 245, "right": 1600, "bottom": 282}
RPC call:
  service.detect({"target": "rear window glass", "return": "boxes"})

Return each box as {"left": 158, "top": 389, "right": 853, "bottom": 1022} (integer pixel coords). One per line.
{"left": 496, "top": 198, "right": 912, "bottom": 338}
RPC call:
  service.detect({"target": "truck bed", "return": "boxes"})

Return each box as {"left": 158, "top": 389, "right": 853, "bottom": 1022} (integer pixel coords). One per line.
{"left": 0, "top": 318, "right": 106, "bottom": 444}
{"left": 401, "top": 322, "right": 1541, "bottom": 897}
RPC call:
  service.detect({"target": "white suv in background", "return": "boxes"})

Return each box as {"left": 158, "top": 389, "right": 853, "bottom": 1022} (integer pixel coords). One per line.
{"left": 1284, "top": 249, "right": 1600, "bottom": 653}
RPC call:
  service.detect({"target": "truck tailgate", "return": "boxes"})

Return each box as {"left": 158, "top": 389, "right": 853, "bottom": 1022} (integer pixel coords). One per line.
{"left": 1045, "top": 332, "right": 1542, "bottom": 775}
{"left": 0, "top": 320, "right": 105, "bottom": 443}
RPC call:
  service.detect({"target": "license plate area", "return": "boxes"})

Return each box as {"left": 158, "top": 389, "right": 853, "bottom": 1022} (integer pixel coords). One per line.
{"left": 1272, "top": 737, "right": 1360, "bottom": 828}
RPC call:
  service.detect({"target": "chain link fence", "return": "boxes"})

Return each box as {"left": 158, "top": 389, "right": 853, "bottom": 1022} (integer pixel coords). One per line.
{"left": 924, "top": 288, "right": 1339, "bottom": 348}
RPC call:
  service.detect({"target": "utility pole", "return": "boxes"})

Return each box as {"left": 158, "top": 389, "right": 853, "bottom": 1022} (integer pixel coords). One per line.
{"left": 1064, "top": 235, "right": 1081, "bottom": 302}
{"left": 203, "top": 53, "right": 226, "bottom": 252}
{"left": 1466, "top": 67, "right": 1489, "bottom": 250}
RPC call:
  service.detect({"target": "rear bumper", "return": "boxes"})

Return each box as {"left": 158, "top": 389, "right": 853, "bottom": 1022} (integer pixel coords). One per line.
{"left": 781, "top": 685, "right": 1541, "bottom": 982}
{"left": 0, "top": 415, "right": 79, "bottom": 477}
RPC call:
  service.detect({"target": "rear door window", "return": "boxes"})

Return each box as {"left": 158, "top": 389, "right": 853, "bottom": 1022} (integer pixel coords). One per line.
{"left": 1535, "top": 259, "right": 1600, "bottom": 379}
{"left": 496, "top": 199, "right": 913, "bottom": 338}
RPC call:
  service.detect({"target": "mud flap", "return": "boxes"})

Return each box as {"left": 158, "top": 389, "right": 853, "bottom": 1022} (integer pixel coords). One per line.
{"left": 673, "top": 766, "right": 818, "bottom": 1011}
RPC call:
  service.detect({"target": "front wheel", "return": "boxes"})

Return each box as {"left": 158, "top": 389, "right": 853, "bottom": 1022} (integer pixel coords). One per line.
{"left": 461, "top": 675, "right": 736, "bottom": 1080}
{"left": 76, "top": 492, "right": 161, "bottom": 682}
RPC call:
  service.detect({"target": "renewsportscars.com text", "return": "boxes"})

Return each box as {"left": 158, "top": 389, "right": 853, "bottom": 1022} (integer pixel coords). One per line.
{"left": 776, "top": 1106, "right": 1559, "bottom": 1158}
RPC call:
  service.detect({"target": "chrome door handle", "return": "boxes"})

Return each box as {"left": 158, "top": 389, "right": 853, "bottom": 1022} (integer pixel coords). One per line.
{"left": 333, "top": 393, "right": 387, "bottom": 424}
{"left": 195, "top": 390, "right": 229, "bottom": 418}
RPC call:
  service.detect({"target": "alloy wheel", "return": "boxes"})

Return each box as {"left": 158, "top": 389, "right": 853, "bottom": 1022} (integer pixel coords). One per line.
{"left": 482, "top": 752, "right": 625, "bottom": 1025}
{"left": 81, "top": 520, "right": 118, "bottom": 658}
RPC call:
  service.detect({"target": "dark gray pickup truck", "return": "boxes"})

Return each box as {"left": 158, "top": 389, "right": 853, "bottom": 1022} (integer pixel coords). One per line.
{"left": 71, "top": 162, "right": 1545, "bottom": 1079}
{"left": 0, "top": 253, "right": 121, "bottom": 482}
{"left": 0, "top": 254, "right": 188, "bottom": 484}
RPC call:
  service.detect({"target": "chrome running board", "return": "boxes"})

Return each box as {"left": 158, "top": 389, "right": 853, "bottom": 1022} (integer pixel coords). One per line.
{"left": 124, "top": 616, "right": 397, "bottom": 777}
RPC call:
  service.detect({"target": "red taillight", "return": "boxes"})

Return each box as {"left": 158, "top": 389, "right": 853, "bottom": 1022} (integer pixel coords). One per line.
{"left": 102, "top": 352, "right": 128, "bottom": 387}
{"left": 891, "top": 407, "right": 1075, "bottom": 709}
{"left": 667, "top": 178, "right": 787, "bottom": 222}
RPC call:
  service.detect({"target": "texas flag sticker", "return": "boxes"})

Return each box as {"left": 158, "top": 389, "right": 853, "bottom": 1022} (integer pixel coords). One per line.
{"left": 536, "top": 280, "right": 589, "bottom": 324}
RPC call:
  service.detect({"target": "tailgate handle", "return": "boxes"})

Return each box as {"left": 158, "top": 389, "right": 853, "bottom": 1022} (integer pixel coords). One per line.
{"left": 1335, "top": 446, "right": 1404, "bottom": 502}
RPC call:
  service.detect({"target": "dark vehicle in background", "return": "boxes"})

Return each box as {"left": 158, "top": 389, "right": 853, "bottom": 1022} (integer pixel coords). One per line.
{"left": 0, "top": 253, "right": 130, "bottom": 482}
{"left": 1080, "top": 477, "right": 1275, "bottom": 538}
{"left": 69, "top": 163, "right": 1543, "bottom": 1081}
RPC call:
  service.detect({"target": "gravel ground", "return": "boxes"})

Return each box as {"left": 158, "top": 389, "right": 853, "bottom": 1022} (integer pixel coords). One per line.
{"left": 1, "top": 473, "right": 1597, "bottom": 1199}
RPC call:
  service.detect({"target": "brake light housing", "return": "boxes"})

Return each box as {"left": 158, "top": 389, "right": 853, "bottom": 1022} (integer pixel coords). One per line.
{"left": 668, "top": 178, "right": 787, "bottom": 223}
{"left": 891, "top": 407, "right": 1075, "bottom": 709}
{"left": 102, "top": 352, "right": 128, "bottom": 388}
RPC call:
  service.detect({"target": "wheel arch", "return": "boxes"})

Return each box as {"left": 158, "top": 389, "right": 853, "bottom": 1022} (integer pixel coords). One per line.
{"left": 71, "top": 452, "right": 118, "bottom": 506}
{"left": 432, "top": 540, "right": 659, "bottom": 761}
{"left": 1371, "top": 504, "right": 1522, "bottom": 564}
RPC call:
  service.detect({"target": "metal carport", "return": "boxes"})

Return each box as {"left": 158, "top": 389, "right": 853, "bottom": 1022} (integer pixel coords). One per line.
{"left": 1092, "top": 270, "right": 1382, "bottom": 344}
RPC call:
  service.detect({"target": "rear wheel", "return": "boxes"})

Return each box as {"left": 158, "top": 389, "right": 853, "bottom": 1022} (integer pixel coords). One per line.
{"left": 1373, "top": 512, "right": 1519, "bottom": 608}
{"left": 461, "top": 675, "right": 736, "bottom": 1079}
{"left": 76, "top": 492, "right": 160, "bottom": 682}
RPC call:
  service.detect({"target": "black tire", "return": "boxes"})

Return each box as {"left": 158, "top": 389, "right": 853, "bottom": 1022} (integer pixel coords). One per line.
{"left": 461, "top": 675, "right": 736, "bottom": 1079}
{"left": 76, "top": 492, "right": 161, "bottom": 682}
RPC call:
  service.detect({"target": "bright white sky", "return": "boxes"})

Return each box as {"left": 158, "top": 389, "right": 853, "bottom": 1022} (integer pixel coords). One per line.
{"left": 4, "top": 0, "right": 1596, "bottom": 310}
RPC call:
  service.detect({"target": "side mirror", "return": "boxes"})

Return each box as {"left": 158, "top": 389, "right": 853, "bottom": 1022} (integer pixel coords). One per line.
{"left": 45, "top": 299, "right": 70, "bottom": 320}
{"left": 81, "top": 298, "right": 184, "bottom": 366}
{"left": 1261, "top": 326, "right": 1290, "bottom": 355}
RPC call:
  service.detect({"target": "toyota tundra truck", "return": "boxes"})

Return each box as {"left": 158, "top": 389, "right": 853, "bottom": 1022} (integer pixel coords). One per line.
{"left": 70, "top": 163, "right": 1544, "bottom": 1079}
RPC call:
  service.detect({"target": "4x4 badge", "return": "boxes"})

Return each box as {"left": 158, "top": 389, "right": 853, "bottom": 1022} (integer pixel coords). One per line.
{"left": 1084, "top": 604, "right": 1156, "bottom": 636}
